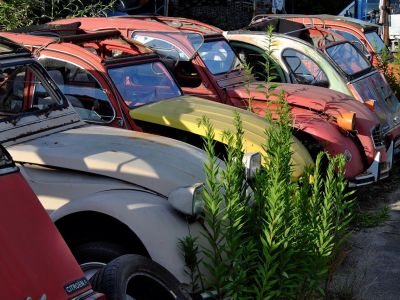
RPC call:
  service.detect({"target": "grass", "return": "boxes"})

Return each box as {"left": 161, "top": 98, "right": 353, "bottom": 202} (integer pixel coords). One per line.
{"left": 353, "top": 205, "right": 390, "bottom": 229}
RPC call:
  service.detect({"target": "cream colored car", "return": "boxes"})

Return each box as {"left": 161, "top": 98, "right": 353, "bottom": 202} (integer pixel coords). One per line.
{"left": 0, "top": 36, "right": 211, "bottom": 288}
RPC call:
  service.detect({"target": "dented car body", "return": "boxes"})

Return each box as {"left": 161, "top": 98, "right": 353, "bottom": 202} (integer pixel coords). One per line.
{"left": 52, "top": 17, "right": 393, "bottom": 186}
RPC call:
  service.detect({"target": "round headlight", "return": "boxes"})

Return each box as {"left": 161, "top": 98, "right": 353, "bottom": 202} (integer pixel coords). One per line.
{"left": 168, "top": 183, "right": 204, "bottom": 217}
{"left": 242, "top": 152, "right": 262, "bottom": 180}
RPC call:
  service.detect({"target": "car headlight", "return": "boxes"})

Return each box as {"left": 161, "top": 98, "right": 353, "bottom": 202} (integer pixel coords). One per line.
{"left": 337, "top": 111, "right": 356, "bottom": 132}
{"left": 243, "top": 152, "right": 261, "bottom": 180}
{"left": 168, "top": 183, "right": 205, "bottom": 217}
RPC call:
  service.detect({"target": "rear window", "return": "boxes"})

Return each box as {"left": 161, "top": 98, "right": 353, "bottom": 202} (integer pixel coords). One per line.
{"left": 326, "top": 42, "right": 370, "bottom": 76}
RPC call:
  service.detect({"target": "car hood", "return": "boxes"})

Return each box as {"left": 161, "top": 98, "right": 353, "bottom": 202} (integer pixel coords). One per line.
{"left": 7, "top": 125, "right": 207, "bottom": 196}
{"left": 226, "top": 82, "right": 379, "bottom": 132}
{"left": 130, "top": 95, "right": 313, "bottom": 180}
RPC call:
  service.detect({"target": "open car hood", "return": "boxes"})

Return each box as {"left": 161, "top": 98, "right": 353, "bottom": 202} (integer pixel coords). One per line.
{"left": 7, "top": 125, "right": 207, "bottom": 196}
{"left": 130, "top": 95, "right": 313, "bottom": 180}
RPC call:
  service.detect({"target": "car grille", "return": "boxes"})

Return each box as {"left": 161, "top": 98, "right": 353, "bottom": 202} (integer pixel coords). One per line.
{"left": 371, "top": 125, "right": 385, "bottom": 148}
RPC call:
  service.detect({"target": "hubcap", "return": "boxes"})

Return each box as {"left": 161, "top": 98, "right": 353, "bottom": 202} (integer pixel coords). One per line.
{"left": 80, "top": 261, "right": 106, "bottom": 280}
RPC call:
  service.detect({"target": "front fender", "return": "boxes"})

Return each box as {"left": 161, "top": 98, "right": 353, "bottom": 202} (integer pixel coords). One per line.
{"left": 51, "top": 189, "right": 202, "bottom": 284}
{"left": 293, "top": 110, "right": 366, "bottom": 179}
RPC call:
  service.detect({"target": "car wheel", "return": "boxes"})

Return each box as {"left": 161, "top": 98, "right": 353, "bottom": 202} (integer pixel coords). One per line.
{"left": 90, "top": 254, "right": 192, "bottom": 300}
{"left": 73, "top": 241, "right": 131, "bottom": 280}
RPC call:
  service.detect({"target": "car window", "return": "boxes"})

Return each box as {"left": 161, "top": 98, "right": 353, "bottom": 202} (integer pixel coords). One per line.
{"left": 232, "top": 43, "right": 284, "bottom": 82}
{"left": 198, "top": 40, "right": 243, "bottom": 75}
{"left": 331, "top": 29, "right": 370, "bottom": 56}
{"left": 0, "top": 145, "right": 14, "bottom": 170}
{"left": 282, "top": 49, "right": 329, "bottom": 87}
{"left": 325, "top": 42, "right": 371, "bottom": 76}
{"left": 108, "top": 61, "right": 182, "bottom": 109}
{"left": 37, "top": 58, "right": 115, "bottom": 123}
{"left": 365, "top": 31, "right": 386, "bottom": 54}
{"left": 0, "top": 63, "right": 64, "bottom": 114}
{"left": 0, "top": 66, "right": 26, "bottom": 113}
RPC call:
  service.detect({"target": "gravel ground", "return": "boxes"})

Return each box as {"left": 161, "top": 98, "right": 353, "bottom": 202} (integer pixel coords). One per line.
{"left": 329, "top": 164, "right": 400, "bottom": 299}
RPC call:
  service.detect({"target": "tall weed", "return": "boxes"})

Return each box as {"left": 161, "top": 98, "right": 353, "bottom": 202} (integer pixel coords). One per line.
{"left": 180, "top": 25, "right": 355, "bottom": 299}
{"left": 0, "top": 0, "right": 116, "bottom": 30}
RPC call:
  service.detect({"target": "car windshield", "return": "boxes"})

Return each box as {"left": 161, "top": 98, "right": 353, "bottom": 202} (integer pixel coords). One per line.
{"left": 108, "top": 61, "right": 182, "bottom": 109}
{"left": 131, "top": 31, "right": 203, "bottom": 61}
{"left": 326, "top": 42, "right": 371, "bottom": 76}
{"left": 198, "top": 40, "right": 243, "bottom": 75}
{"left": 365, "top": 31, "right": 386, "bottom": 54}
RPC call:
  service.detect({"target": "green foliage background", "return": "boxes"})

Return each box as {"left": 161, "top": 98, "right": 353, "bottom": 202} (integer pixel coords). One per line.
{"left": 0, "top": 0, "right": 116, "bottom": 30}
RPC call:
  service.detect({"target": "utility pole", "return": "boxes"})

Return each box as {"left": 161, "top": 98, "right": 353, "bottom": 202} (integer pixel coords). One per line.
{"left": 382, "top": 0, "right": 390, "bottom": 45}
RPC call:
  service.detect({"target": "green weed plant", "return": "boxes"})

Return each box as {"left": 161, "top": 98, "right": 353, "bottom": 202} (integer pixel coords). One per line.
{"left": 180, "top": 25, "right": 355, "bottom": 299}
{"left": 0, "top": 0, "right": 116, "bottom": 31}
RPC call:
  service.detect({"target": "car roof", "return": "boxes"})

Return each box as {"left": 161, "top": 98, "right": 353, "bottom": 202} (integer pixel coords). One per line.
{"left": 251, "top": 14, "right": 380, "bottom": 32}
{"left": 0, "top": 36, "right": 31, "bottom": 60}
{"left": 51, "top": 17, "right": 184, "bottom": 33}
{"left": 0, "top": 30, "right": 155, "bottom": 66}
{"left": 51, "top": 16, "right": 223, "bottom": 36}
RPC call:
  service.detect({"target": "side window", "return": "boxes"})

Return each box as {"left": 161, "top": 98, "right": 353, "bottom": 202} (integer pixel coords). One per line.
{"left": 37, "top": 58, "right": 115, "bottom": 123}
{"left": 0, "top": 66, "right": 26, "bottom": 113}
{"left": 233, "top": 44, "right": 284, "bottom": 82}
{"left": 282, "top": 49, "right": 329, "bottom": 87}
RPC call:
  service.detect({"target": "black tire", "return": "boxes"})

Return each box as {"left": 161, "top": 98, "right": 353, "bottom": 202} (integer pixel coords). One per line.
{"left": 90, "top": 254, "right": 192, "bottom": 300}
{"left": 73, "top": 241, "right": 131, "bottom": 265}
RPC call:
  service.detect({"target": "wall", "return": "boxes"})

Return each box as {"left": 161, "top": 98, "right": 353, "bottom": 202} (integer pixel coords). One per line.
{"left": 169, "top": 0, "right": 272, "bottom": 30}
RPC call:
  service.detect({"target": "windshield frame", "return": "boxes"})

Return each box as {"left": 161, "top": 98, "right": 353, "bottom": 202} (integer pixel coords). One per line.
{"left": 0, "top": 59, "right": 68, "bottom": 124}
{"left": 107, "top": 59, "right": 184, "bottom": 109}
{"left": 324, "top": 40, "right": 372, "bottom": 80}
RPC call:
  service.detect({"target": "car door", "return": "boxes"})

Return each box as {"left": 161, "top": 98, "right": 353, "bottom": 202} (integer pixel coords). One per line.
{"left": 36, "top": 55, "right": 129, "bottom": 129}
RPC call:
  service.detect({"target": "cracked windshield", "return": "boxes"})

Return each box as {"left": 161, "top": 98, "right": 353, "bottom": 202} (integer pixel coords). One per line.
{"left": 108, "top": 61, "right": 182, "bottom": 109}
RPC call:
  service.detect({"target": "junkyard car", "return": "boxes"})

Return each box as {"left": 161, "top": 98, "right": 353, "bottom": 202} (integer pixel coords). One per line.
{"left": 0, "top": 35, "right": 214, "bottom": 293}
{"left": 2, "top": 29, "right": 312, "bottom": 180}
{"left": 224, "top": 22, "right": 400, "bottom": 156}
{"left": 0, "top": 144, "right": 104, "bottom": 299}
{"left": 0, "top": 144, "right": 189, "bottom": 299}
{"left": 255, "top": 14, "right": 389, "bottom": 68}
{"left": 257, "top": 15, "right": 400, "bottom": 92}
{"left": 52, "top": 17, "right": 393, "bottom": 186}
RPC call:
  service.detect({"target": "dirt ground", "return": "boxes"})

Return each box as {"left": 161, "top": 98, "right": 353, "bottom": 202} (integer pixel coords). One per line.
{"left": 329, "top": 164, "right": 400, "bottom": 299}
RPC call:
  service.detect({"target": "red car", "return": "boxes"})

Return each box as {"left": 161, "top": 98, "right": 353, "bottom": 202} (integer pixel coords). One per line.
{"left": 0, "top": 144, "right": 103, "bottom": 299}
{"left": 49, "top": 17, "right": 393, "bottom": 186}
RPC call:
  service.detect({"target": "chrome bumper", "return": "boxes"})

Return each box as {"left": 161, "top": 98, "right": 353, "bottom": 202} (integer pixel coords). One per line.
{"left": 379, "top": 140, "right": 394, "bottom": 180}
{"left": 348, "top": 141, "right": 394, "bottom": 187}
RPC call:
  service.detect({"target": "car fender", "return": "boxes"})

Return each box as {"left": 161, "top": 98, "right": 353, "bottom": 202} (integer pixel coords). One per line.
{"left": 50, "top": 189, "right": 202, "bottom": 284}
{"left": 292, "top": 108, "right": 365, "bottom": 178}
